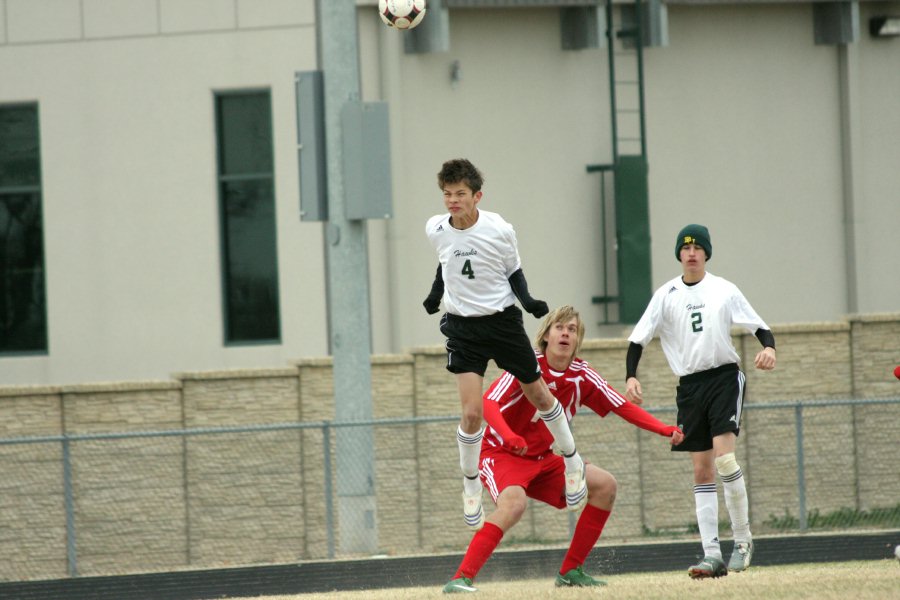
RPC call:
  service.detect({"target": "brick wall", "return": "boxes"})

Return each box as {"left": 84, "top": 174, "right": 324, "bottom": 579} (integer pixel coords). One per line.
{"left": 1, "top": 313, "right": 898, "bottom": 580}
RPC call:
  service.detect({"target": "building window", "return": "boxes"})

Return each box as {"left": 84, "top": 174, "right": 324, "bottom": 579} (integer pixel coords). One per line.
{"left": 0, "top": 103, "right": 47, "bottom": 354}
{"left": 215, "top": 91, "right": 281, "bottom": 343}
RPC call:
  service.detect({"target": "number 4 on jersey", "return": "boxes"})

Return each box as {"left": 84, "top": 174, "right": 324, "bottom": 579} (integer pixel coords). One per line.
{"left": 461, "top": 259, "right": 475, "bottom": 279}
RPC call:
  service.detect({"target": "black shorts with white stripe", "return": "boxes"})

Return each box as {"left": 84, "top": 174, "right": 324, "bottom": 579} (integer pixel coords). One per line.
{"left": 439, "top": 305, "right": 541, "bottom": 383}
{"left": 672, "top": 363, "right": 746, "bottom": 452}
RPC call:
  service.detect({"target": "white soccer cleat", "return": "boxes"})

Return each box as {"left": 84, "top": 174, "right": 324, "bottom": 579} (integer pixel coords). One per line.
{"left": 564, "top": 459, "right": 587, "bottom": 511}
{"left": 728, "top": 540, "right": 754, "bottom": 572}
{"left": 462, "top": 489, "right": 484, "bottom": 530}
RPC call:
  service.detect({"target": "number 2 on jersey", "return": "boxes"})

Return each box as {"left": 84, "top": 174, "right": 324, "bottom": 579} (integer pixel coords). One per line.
{"left": 691, "top": 311, "right": 703, "bottom": 333}
{"left": 461, "top": 259, "right": 475, "bottom": 279}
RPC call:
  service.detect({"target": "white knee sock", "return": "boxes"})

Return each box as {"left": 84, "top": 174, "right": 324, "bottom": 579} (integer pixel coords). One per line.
{"left": 457, "top": 426, "right": 483, "bottom": 495}
{"left": 538, "top": 400, "right": 581, "bottom": 470}
{"left": 694, "top": 483, "right": 721, "bottom": 560}
{"left": 717, "top": 453, "right": 752, "bottom": 543}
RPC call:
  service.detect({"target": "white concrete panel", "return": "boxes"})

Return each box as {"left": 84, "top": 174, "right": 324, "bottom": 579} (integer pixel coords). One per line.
{"left": 236, "top": 0, "right": 314, "bottom": 29}
{"left": 1, "top": 2, "right": 898, "bottom": 386}
{"left": 159, "top": 0, "right": 237, "bottom": 34}
{"left": 645, "top": 4, "right": 846, "bottom": 325}
{"left": 6, "top": 0, "right": 81, "bottom": 43}
{"left": 0, "top": 1, "right": 6, "bottom": 45}
{"left": 0, "top": 27, "right": 320, "bottom": 384}
{"left": 373, "top": 8, "right": 612, "bottom": 350}
{"left": 83, "top": 0, "right": 157, "bottom": 38}
{"left": 856, "top": 2, "right": 900, "bottom": 314}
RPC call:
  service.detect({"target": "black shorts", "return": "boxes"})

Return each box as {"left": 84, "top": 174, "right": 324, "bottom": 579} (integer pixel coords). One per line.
{"left": 439, "top": 305, "right": 541, "bottom": 384}
{"left": 672, "top": 363, "right": 746, "bottom": 453}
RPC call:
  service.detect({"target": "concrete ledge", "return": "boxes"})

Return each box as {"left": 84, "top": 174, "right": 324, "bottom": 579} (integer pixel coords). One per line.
{"left": 174, "top": 368, "right": 299, "bottom": 381}
{"left": 60, "top": 381, "right": 183, "bottom": 394}
{"left": 0, "top": 385, "right": 62, "bottom": 397}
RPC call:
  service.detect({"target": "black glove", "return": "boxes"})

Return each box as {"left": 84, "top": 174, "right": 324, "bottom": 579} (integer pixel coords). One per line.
{"left": 508, "top": 269, "right": 549, "bottom": 318}
{"left": 423, "top": 296, "right": 441, "bottom": 315}
{"left": 423, "top": 263, "right": 444, "bottom": 315}
{"left": 522, "top": 298, "right": 549, "bottom": 318}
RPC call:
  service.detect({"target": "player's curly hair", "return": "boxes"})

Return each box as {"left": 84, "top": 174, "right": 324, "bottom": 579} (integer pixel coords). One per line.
{"left": 534, "top": 305, "right": 585, "bottom": 358}
{"left": 437, "top": 158, "right": 484, "bottom": 193}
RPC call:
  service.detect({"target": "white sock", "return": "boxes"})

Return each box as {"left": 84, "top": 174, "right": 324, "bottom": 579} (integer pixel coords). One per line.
{"left": 562, "top": 450, "right": 583, "bottom": 473}
{"left": 463, "top": 474, "right": 481, "bottom": 496}
{"left": 694, "top": 483, "right": 721, "bottom": 560}
{"left": 538, "top": 400, "right": 579, "bottom": 470}
{"left": 457, "top": 426, "right": 483, "bottom": 492}
{"left": 720, "top": 466, "right": 751, "bottom": 543}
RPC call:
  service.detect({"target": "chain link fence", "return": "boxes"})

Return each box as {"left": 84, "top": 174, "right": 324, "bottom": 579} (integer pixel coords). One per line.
{"left": 1, "top": 397, "right": 898, "bottom": 582}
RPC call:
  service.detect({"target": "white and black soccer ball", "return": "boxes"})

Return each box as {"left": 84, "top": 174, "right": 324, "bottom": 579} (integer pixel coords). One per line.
{"left": 378, "top": 0, "right": 427, "bottom": 30}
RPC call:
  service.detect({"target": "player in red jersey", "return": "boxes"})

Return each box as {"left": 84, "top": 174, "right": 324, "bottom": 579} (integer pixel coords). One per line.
{"left": 442, "top": 305, "right": 683, "bottom": 593}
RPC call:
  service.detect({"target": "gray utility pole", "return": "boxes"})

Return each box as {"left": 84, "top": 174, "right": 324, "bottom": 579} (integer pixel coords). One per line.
{"left": 316, "top": 0, "right": 377, "bottom": 555}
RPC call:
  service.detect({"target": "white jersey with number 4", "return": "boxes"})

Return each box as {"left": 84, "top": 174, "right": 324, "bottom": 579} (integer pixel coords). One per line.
{"left": 628, "top": 272, "right": 768, "bottom": 377}
{"left": 425, "top": 209, "right": 521, "bottom": 317}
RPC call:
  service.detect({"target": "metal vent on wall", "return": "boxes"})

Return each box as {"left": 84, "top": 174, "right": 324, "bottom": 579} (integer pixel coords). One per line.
{"left": 445, "top": 1, "right": 600, "bottom": 7}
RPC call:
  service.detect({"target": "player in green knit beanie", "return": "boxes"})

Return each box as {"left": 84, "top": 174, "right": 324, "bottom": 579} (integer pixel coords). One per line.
{"left": 675, "top": 224, "right": 712, "bottom": 261}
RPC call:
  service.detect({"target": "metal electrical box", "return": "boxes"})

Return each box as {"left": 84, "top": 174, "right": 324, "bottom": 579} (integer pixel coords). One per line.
{"left": 405, "top": 0, "right": 450, "bottom": 54}
{"left": 560, "top": 6, "right": 605, "bottom": 50}
{"left": 341, "top": 101, "right": 393, "bottom": 220}
{"left": 813, "top": 2, "right": 859, "bottom": 45}
{"left": 295, "top": 70, "right": 328, "bottom": 222}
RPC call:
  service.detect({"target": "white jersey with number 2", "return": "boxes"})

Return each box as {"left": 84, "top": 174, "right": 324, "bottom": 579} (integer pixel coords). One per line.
{"left": 425, "top": 209, "right": 520, "bottom": 317}
{"left": 628, "top": 272, "right": 769, "bottom": 377}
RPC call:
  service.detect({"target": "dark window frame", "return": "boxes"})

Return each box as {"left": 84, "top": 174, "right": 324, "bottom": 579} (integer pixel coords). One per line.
{"left": 214, "top": 90, "right": 282, "bottom": 345}
{"left": 0, "top": 102, "right": 48, "bottom": 355}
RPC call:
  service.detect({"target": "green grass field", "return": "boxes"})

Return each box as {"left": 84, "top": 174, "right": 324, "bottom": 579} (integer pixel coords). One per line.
{"left": 234, "top": 560, "right": 898, "bottom": 600}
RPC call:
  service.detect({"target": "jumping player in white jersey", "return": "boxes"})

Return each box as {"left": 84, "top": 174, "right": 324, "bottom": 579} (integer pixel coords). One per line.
{"left": 424, "top": 159, "right": 587, "bottom": 532}
{"left": 442, "top": 305, "right": 683, "bottom": 593}
{"left": 625, "top": 224, "right": 777, "bottom": 579}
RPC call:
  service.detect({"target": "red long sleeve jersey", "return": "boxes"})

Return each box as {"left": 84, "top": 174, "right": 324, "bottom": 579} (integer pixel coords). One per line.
{"left": 482, "top": 353, "right": 675, "bottom": 458}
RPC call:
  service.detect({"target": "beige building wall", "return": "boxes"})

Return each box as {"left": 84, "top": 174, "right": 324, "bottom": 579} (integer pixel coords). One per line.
{"left": 370, "top": 6, "right": 614, "bottom": 355}
{"left": 374, "top": 1, "right": 900, "bottom": 359}
{"left": 647, "top": 2, "right": 900, "bottom": 324}
{"left": 1, "top": 1, "right": 898, "bottom": 390}
{"left": 648, "top": 3, "right": 846, "bottom": 323}
{"left": 0, "top": 0, "right": 327, "bottom": 385}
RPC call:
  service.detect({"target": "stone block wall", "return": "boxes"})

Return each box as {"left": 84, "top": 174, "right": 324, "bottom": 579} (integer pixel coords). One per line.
{"left": 0, "top": 313, "right": 897, "bottom": 580}
{"left": 63, "top": 382, "right": 185, "bottom": 575}
{"left": 178, "top": 369, "right": 302, "bottom": 568}
{"left": 0, "top": 388, "right": 67, "bottom": 580}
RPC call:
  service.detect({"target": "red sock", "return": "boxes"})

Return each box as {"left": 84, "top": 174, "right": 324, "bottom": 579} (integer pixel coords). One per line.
{"left": 454, "top": 522, "right": 504, "bottom": 580}
{"left": 559, "top": 505, "right": 610, "bottom": 574}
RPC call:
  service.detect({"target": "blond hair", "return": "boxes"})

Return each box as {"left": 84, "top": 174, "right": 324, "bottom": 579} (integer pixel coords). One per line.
{"left": 534, "top": 305, "right": 585, "bottom": 357}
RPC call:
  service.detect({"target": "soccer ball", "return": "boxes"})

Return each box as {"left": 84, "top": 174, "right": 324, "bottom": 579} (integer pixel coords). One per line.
{"left": 378, "top": 0, "right": 427, "bottom": 30}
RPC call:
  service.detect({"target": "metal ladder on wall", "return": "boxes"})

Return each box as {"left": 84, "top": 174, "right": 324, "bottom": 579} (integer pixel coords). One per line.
{"left": 588, "top": 0, "right": 651, "bottom": 326}
{"left": 611, "top": 0, "right": 649, "bottom": 160}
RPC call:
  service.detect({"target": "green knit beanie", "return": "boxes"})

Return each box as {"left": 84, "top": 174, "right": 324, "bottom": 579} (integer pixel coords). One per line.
{"left": 675, "top": 224, "right": 711, "bottom": 261}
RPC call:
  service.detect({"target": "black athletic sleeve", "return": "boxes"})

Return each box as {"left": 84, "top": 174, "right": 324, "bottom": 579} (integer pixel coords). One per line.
{"left": 507, "top": 269, "right": 549, "bottom": 318}
{"left": 626, "top": 342, "right": 644, "bottom": 381}
{"left": 422, "top": 263, "right": 444, "bottom": 315}
{"left": 754, "top": 328, "right": 776, "bottom": 349}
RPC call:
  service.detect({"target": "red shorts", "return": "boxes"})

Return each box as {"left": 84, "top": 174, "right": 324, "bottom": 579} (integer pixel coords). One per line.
{"left": 479, "top": 446, "right": 566, "bottom": 509}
